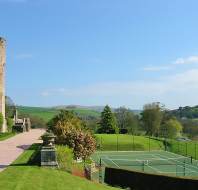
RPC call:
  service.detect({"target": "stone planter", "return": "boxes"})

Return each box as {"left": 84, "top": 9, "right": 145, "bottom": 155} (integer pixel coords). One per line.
{"left": 41, "top": 131, "right": 55, "bottom": 148}
{"left": 40, "top": 131, "right": 57, "bottom": 167}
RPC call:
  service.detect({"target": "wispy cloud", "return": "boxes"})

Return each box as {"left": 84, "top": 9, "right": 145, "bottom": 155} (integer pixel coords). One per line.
{"left": 173, "top": 55, "right": 198, "bottom": 65}
{"left": 16, "top": 53, "right": 33, "bottom": 59}
{"left": 41, "top": 69, "right": 198, "bottom": 108}
{"left": 143, "top": 66, "right": 172, "bottom": 71}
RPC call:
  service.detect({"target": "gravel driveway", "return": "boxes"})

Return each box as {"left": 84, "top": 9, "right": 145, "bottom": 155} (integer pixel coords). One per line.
{"left": 0, "top": 129, "right": 45, "bottom": 172}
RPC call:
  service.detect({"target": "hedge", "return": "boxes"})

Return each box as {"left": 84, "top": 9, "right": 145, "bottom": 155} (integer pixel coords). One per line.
{"left": 105, "top": 167, "right": 198, "bottom": 190}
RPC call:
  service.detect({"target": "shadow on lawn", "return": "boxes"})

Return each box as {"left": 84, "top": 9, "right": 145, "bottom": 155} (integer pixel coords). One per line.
{"left": 10, "top": 143, "right": 42, "bottom": 167}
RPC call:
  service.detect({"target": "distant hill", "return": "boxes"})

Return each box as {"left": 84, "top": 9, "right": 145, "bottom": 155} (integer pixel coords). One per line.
{"left": 53, "top": 105, "right": 105, "bottom": 112}
{"left": 17, "top": 105, "right": 141, "bottom": 123}
{"left": 169, "top": 105, "right": 198, "bottom": 119}
{"left": 53, "top": 105, "right": 141, "bottom": 114}
{"left": 17, "top": 106, "right": 101, "bottom": 122}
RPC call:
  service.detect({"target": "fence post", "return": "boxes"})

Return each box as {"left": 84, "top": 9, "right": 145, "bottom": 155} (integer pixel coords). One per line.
{"left": 183, "top": 160, "right": 186, "bottom": 177}
{"left": 100, "top": 136, "right": 102, "bottom": 151}
{"left": 185, "top": 143, "right": 187, "bottom": 156}
{"left": 131, "top": 133, "right": 133, "bottom": 151}
{"left": 165, "top": 138, "right": 167, "bottom": 151}
{"left": 149, "top": 136, "right": 150, "bottom": 151}
{"left": 116, "top": 135, "right": 118, "bottom": 151}
{"left": 142, "top": 161, "right": 145, "bottom": 172}
{"left": 99, "top": 158, "right": 102, "bottom": 183}
{"left": 133, "top": 134, "right": 135, "bottom": 150}
{"left": 195, "top": 143, "right": 197, "bottom": 160}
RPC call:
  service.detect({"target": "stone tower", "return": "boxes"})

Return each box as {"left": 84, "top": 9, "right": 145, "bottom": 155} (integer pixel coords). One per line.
{"left": 0, "top": 37, "right": 6, "bottom": 132}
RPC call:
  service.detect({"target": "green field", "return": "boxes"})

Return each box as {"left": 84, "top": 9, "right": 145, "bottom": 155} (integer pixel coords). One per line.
{"left": 95, "top": 134, "right": 164, "bottom": 151}
{"left": 167, "top": 139, "right": 198, "bottom": 160}
{"left": 17, "top": 106, "right": 100, "bottom": 122}
{"left": 0, "top": 144, "right": 118, "bottom": 190}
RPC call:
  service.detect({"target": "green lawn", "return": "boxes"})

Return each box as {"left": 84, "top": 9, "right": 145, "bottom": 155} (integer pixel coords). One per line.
{"left": 0, "top": 144, "right": 118, "bottom": 190}
{"left": 95, "top": 134, "right": 164, "bottom": 151}
{"left": 17, "top": 106, "right": 100, "bottom": 122}
{"left": 167, "top": 139, "right": 198, "bottom": 160}
{"left": 0, "top": 133, "right": 15, "bottom": 141}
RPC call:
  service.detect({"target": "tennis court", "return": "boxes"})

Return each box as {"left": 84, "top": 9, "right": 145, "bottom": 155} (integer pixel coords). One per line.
{"left": 91, "top": 150, "right": 198, "bottom": 178}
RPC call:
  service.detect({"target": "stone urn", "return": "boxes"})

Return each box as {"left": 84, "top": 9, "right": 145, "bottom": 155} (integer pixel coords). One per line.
{"left": 41, "top": 131, "right": 56, "bottom": 148}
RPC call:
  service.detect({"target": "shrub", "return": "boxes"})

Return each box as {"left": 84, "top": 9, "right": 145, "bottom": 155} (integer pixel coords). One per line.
{"left": 56, "top": 145, "right": 73, "bottom": 172}
{"left": 0, "top": 113, "right": 3, "bottom": 131}
{"left": 6, "top": 117, "right": 13, "bottom": 132}
{"left": 49, "top": 110, "right": 96, "bottom": 160}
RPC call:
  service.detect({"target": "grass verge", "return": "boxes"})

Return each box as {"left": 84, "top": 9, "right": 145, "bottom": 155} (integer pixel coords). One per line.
{"left": 0, "top": 143, "right": 119, "bottom": 190}
{"left": 0, "top": 132, "right": 15, "bottom": 141}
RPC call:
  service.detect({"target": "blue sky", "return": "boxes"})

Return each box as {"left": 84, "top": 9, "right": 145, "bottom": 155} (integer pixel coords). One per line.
{"left": 1, "top": 0, "right": 198, "bottom": 109}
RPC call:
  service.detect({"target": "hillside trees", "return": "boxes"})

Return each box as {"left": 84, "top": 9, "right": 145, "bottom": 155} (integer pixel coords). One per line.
{"left": 141, "top": 103, "right": 163, "bottom": 136}
{"left": 115, "top": 107, "right": 139, "bottom": 134}
{"left": 181, "top": 119, "right": 198, "bottom": 138}
{"left": 5, "top": 96, "right": 16, "bottom": 118}
{"left": 160, "top": 118, "right": 183, "bottom": 138}
{"left": 48, "top": 110, "right": 96, "bottom": 160}
{"left": 98, "top": 105, "right": 119, "bottom": 134}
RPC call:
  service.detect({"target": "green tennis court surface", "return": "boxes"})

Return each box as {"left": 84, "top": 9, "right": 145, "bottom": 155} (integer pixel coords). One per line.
{"left": 91, "top": 151, "right": 198, "bottom": 178}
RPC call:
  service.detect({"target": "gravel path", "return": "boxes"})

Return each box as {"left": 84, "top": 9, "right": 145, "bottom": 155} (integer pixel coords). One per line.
{"left": 0, "top": 129, "right": 45, "bottom": 172}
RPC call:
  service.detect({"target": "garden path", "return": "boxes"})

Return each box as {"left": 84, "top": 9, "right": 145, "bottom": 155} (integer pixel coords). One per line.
{"left": 0, "top": 129, "right": 45, "bottom": 172}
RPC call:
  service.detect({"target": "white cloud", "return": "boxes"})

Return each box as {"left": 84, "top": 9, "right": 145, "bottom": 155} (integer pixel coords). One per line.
{"left": 41, "top": 69, "right": 198, "bottom": 109}
{"left": 174, "top": 55, "right": 198, "bottom": 65}
{"left": 143, "top": 66, "right": 171, "bottom": 71}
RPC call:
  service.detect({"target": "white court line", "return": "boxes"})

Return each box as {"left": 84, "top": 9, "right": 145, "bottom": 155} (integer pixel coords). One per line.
{"left": 107, "top": 156, "right": 186, "bottom": 162}
{"left": 135, "top": 159, "right": 161, "bottom": 173}
{"left": 95, "top": 150, "right": 163, "bottom": 153}
{"left": 155, "top": 153, "right": 197, "bottom": 173}
{"left": 101, "top": 154, "right": 159, "bottom": 159}
{"left": 104, "top": 156, "right": 120, "bottom": 168}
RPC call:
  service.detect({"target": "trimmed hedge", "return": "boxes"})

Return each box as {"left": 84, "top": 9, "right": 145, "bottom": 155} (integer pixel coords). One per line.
{"left": 105, "top": 167, "right": 198, "bottom": 190}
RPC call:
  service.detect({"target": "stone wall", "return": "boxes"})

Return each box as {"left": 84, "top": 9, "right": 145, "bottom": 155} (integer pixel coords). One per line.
{"left": 0, "top": 37, "right": 7, "bottom": 132}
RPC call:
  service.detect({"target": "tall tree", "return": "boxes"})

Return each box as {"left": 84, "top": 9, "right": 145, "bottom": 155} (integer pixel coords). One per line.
{"left": 98, "top": 105, "right": 119, "bottom": 134}
{"left": 115, "top": 107, "right": 139, "bottom": 134}
{"left": 160, "top": 118, "right": 183, "bottom": 138}
{"left": 141, "top": 102, "right": 163, "bottom": 136}
{"left": 5, "top": 96, "right": 16, "bottom": 118}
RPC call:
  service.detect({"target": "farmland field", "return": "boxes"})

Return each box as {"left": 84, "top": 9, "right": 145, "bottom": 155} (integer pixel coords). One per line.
{"left": 17, "top": 106, "right": 100, "bottom": 122}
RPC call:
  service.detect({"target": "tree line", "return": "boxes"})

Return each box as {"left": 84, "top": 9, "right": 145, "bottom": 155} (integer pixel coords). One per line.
{"left": 97, "top": 103, "right": 183, "bottom": 139}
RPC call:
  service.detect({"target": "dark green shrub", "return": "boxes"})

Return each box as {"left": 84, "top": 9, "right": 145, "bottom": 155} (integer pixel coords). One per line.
{"left": 6, "top": 117, "right": 13, "bottom": 132}
{"left": 0, "top": 113, "right": 4, "bottom": 131}
{"left": 56, "top": 145, "right": 73, "bottom": 172}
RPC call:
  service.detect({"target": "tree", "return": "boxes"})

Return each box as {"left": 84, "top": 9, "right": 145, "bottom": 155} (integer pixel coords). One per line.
{"left": 5, "top": 96, "right": 16, "bottom": 118}
{"left": 98, "top": 105, "right": 119, "bottom": 134}
{"left": 160, "top": 118, "right": 183, "bottom": 138}
{"left": 0, "top": 113, "right": 3, "bottom": 132}
{"left": 141, "top": 102, "right": 163, "bottom": 136}
{"left": 181, "top": 119, "right": 198, "bottom": 138}
{"left": 6, "top": 118, "right": 13, "bottom": 132}
{"left": 19, "top": 113, "right": 46, "bottom": 129}
{"left": 115, "top": 107, "right": 139, "bottom": 134}
{"left": 48, "top": 110, "right": 96, "bottom": 160}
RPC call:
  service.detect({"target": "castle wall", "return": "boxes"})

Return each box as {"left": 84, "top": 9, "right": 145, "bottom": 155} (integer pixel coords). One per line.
{"left": 0, "top": 37, "right": 7, "bottom": 132}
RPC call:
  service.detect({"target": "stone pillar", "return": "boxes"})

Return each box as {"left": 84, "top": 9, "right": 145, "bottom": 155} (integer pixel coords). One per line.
{"left": 0, "top": 37, "right": 7, "bottom": 132}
